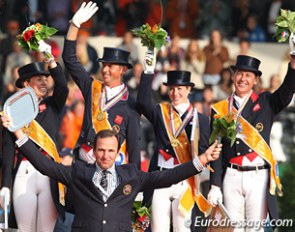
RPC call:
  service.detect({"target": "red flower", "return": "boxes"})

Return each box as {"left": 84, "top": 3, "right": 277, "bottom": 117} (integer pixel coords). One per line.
{"left": 138, "top": 214, "right": 146, "bottom": 223}
{"left": 23, "top": 30, "right": 35, "bottom": 42}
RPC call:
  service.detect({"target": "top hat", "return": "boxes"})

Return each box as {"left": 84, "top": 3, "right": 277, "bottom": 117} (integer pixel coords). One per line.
{"left": 230, "top": 55, "right": 262, "bottom": 76}
{"left": 16, "top": 62, "right": 50, "bottom": 88}
{"left": 97, "top": 47, "right": 133, "bottom": 69}
{"left": 163, "top": 70, "right": 195, "bottom": 87}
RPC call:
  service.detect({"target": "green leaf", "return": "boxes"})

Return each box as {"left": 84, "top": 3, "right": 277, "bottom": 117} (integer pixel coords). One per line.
{"left": 276, "top": 21, "right": 289, "bottom": 28}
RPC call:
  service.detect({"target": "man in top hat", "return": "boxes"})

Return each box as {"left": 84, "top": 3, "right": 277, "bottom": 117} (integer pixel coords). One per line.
{"left": 207, "top": 52, "right": 295, "bottom": 231}
{"left": 0, "top": 41, "right": 68, "bottom": 231}
{"left": 137, "top": 51, "right": 212, "bottom": 231}
{"left": 62, "top": 2, "right": 141, "bottom": 168}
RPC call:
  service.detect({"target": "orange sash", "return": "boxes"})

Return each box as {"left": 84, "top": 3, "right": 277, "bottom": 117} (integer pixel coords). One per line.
{"left": 23, "top": 120, "right": 66, "bottom": 205}
{"left": 92, "top": 80, "right": 127, "bottom": 165}
{"left": 212, "top": 100, "right": 282, "bottom": 196}
{"left": 160, "top": 103, "right": 211, "bottom": 216}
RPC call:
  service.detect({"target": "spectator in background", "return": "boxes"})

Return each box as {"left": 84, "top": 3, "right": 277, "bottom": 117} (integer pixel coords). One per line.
{"left": 267, "top": 74, "right": 282, "bottom": 93}
{"left": 199, "top": 0, "right": 232, "bottom": 39}
{"left": 47, "top": 0, "right": 71, "bottom": 35}
{"left": 2, "top": 65, "right": 20, "bottom": 102}
{"left": 4, "top": 40, "right": 32, "bottom": 86}
{"left": 180, "top": 39, "right": 206, "bottom": 104}
{"left": 195, "top": 86, "right": 215, "bottom": 117}
{"left": 166, "top": 0, "right": 199, "bottom": 38}
{"left": 60, "top": 99, "right": 84, "bottom": 149}
{"left": 231, "top": 0, "right": 254, "bottom": 40}
{"left": 246, "top": 14, "right": 266, "bottom": 42}
{"left": 213, "top": 67, "right": 233, "bottom": 101}
{"left": 96, "top": 0, "right": 118, "bottom": 35}
{"left": 14, "top": 0, "right": 47, "bottom": 30}
{"left": 203, "top": 29, "right": 230, "bottom": 86}
{"left": 167, "top": 35, "right": 186, "bottom": 70}
{"left": 76, "top": 29, "right": 100, "bottom": 78}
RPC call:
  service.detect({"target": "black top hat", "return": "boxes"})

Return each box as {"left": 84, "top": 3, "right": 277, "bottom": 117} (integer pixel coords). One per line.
{"left": 230, "top": 55, "right": 262, "bottom": 76}
{"left": 16, "top": 62, "right": 50, "bottom": 88}
{"left": 163, "top": 70, "right": 195, "bottom": 87}
{"left": 97, "top": 47, "right": 133, "bottom": 69}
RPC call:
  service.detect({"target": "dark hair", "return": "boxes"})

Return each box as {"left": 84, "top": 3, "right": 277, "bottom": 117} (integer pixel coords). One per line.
{"left": 93, "top": 129, "right": 120, "bottom": 151}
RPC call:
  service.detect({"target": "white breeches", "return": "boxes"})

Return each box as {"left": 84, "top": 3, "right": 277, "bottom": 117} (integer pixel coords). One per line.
{"left": 151, "top": 180, "right": 191, "bottom": 232}
{"left": 223, "top": 167, "right": 268, "bottom": 232}
{"left": 13, "top": 161, "right": 57, "bottom": 232}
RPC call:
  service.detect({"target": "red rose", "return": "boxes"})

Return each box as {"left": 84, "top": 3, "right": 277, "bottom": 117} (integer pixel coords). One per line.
{"left": 23, "top": 30, "right": 35, "bottom": 42}
{"left": 138, "top": 214, "right": 146, "bottom": 223}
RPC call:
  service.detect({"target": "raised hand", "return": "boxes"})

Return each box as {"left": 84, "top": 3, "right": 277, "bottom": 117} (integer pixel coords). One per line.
{"left": 143, "top": 49, "right": 156, "bottom": 74}
{"left": 71, "top": 1, "right": 99, "bottom": 28}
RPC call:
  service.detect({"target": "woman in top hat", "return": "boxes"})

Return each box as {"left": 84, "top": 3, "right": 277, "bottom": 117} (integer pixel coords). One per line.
{"left": 137, "top": 52, "right": 211, "bottom": 231}
{"left": 62, "top": 2, "right": 141, "bottom": 168}
{"left": 0, "top": 41, "right": 68, "bottom": 231}
{"left": 207, "top": 53, "right": 295, "bottom": 231}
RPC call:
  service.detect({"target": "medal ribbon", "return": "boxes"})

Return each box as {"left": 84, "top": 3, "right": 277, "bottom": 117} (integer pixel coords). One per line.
{"left": 212, "top": 99, "right": 282, "bottom": 196}
{"left": 100, "top": 85, "right": 128, "bottom": 112}
{"left": 169, "top": 104, "right": 193, "bottom": 139}
{"left": 92, "top": 80, "right": 127, "bottom": 164}
{"left": 229, "top": 90, "right": 252, "bottom": 124}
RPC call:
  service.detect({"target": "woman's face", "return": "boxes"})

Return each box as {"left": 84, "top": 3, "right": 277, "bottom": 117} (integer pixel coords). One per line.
{"left": 168, "top": 85, "right": 191, "bottom": 106}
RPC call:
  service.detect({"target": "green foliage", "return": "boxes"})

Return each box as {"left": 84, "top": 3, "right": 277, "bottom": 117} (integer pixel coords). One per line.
{"left": 131, "top": 23, "right": 169, "bottom": 50}
{"left": 275, "top": 9, "right": 295, "bottom": 42}
{"left": 209, "top": 113, "right": 238, "bottom": 146}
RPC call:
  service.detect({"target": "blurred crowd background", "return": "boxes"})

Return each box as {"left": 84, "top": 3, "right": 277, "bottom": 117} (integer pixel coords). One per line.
{"left": 0, "top": 0, "right": 295, "bottom": 228}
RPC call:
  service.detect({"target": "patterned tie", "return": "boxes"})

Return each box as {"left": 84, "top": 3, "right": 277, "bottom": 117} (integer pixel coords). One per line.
{"left": 100, "top": 170, "right": 108, "bottom": 191}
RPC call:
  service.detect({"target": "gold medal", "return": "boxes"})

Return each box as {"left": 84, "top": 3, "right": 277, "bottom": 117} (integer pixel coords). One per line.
{"left": 97, "top": 112, "right": 105, "bottom": 121}
{"left": 170, "top": 137, "right": 180, "bottom": 148}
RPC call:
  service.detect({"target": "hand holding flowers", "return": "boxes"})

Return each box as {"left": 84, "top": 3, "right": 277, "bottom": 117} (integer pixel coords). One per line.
{"left": 131, "top": 193, "right": 150, "bottom": 231}
{"left": 17, "top": 23, "right": 58, "bottom": 60}
{"left": 209, "top": 112, "right": 240, "bottom": 147}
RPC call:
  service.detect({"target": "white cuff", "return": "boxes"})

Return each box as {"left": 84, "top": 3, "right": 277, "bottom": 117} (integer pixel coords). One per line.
{"left": 15, "top": 134, "right": 29, "bottom": 147}
{"left": 144, "top": 70, "right": 154, "bottom": 75}
{"left": 193, "top": 156, "right": 205, "bottom": 172}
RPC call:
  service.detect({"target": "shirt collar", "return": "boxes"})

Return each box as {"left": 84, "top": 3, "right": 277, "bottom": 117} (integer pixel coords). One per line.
{"left": 96, "top": 163, "right": 116, "bottom": 176}
{"left": 172, "top": 102, "right": 190, "bottom": 117}
{"left": 105, "top": 84, "right": 125, "bottom": 101}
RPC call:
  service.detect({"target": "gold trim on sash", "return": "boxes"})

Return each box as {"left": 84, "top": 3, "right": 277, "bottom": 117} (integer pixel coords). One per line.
{"left": 212, "top": 100, "right": 282, "bottom": 196}
{"left": 160, "top": 103, "right": 209, "bottom": 216}
{"left": 92, "top": 80, "right": 127, "bottom": 164}
{"left": 23, "top": 120, "right": 66, "bottom": 206}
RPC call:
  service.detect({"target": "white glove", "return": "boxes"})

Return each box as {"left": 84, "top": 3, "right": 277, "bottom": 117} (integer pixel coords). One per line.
{"left": 143, "top": 49, "right": 156, "bottom": 74}
{"left": 289, "top": 32, "right": 295, "bottom": 55}
{"left": 0, "top": 187, "right": 10, "bottom": 209}
{"left": 71, "top": 1, "right": 99, "bottom": 28}
{"left": 207, "top": 185, "right": 222, "bottom": 207}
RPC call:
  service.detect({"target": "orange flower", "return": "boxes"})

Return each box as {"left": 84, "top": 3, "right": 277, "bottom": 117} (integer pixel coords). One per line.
{"left": 214, "top": 114, "right": 221, "bottom": 119}
{"left": 35, "top": 23, "right": 42, "bottom": 31}
{"left": 151, "top": 24, "right": 158, "bottom": 34}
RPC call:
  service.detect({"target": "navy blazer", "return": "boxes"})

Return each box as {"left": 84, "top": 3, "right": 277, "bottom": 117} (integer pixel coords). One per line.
{"left": 19, "top": 139, "right": 201, "bottom": 232}
{"left": 62, "top": 39, "right": 141, "bottom": 168}
{"left": 210, "top": 64, "right": 295, "bottom": 221}
{"left": 1, "top": 64, "right": 69, "bottom": 226}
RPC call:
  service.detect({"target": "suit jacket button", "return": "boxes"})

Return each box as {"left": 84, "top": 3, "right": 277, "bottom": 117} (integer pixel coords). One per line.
{"left": 102, "top": 220, "right": 107, "bottom": 224}
{"left": 236, "top": 141, "right": 240, "bottom": 144}
{"left": 166, "top": 149, "right": 169, "bottom": 152}
{"left": 237, "top": 152, "right": 241, "bottom": 156}
{"left": 248, "top": 149, "right": 252, "bottom": 152}
{"left": 104, "top": 203, "right": 108, "bottom": 207}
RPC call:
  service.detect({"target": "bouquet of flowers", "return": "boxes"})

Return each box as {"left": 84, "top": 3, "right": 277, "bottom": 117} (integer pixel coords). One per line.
{"left": 17, "top": 23, "right": 58, "bottom": 58}
{"left": 209, "top": 112, "right": 241, "bottom": 147}
{"left": 131, "top": 193, "right": 151, "bottom": 232}
{"left": 131, "top": 23, "right": 169, "bottom": 51}
{"left": 274, "top": 9, "right": 295, "bottom": 42}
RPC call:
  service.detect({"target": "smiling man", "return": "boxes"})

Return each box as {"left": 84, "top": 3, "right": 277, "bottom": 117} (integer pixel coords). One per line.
{"left": 208, "top": 54, "right": 295, "bottom": 232}
{"left": 0, "top": 112, "right": 222, "bottom": 232}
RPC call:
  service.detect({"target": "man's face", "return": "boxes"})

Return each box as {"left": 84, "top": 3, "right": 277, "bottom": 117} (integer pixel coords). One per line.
{"left": 232, "top": 70, "right": 258, "bottom": 97}
{"left": 101, "top": 63, "right": 125, "bottom": 88}
{"left": 168, "top": 85, "right": 191, "bottom": 106}
{"left": 24, "top": 75, "right": 48, "bottom": 99}
{"left": 94, "top": 136, "right": 119, "bottom": 170}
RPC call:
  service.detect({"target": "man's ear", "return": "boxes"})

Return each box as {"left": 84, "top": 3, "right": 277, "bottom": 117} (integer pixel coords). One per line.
{"left": 23, "top": 81, "right": 29, "bottom": 87}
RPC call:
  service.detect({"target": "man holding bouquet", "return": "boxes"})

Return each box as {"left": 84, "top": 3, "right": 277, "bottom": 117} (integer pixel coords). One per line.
{"left": 207, "top": 40, "right": 295, "bottom": 231}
